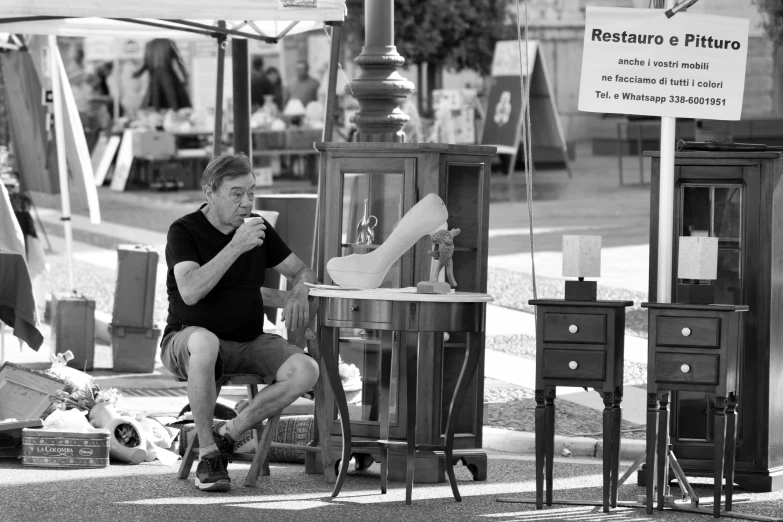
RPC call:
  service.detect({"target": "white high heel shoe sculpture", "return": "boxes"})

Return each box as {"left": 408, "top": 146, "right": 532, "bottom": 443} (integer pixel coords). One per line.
{"left": 327, "top": 193, "right": 448, "bottom": 289}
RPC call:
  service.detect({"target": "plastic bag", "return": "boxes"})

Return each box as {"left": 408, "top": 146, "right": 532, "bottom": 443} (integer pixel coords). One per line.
{"left": 43, "top": 408, "right": 95, "bottom": 432}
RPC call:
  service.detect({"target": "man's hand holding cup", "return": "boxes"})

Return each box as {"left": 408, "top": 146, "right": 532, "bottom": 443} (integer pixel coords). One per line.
{"left": 232, "top": 216, "right": 266, "bottom": 254}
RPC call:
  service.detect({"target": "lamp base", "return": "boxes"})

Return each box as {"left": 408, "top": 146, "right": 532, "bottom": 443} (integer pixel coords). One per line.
{"left": 676, "top": 283, "right": 715, "bottom": 305}
{"left": 565, "top": 280, "right": 597, "bottom": 301}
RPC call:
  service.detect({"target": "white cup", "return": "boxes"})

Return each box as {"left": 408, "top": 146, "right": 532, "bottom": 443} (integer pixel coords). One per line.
{"left": 243, "top": 216, "right": 263, "bottom": 224}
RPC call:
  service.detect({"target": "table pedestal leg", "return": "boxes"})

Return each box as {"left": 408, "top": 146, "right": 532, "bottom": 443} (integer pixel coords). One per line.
{"left": 307, "top": 325, "right": 337, "bottom": 483}
{"left": 378, "top": 331, "right": 393, "bottom": 495}
{"left": 321, "top": 325, "right": 351, "bottom": 497}
{"left": 444, "top": 331, "right": 481, "bottom": 502}
{"left": 404, "top": 332, "right": 419, "bottom": 505}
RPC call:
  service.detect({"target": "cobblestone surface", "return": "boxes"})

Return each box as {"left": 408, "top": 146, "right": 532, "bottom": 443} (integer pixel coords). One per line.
{"left": 487, "top": 399, "right": 646, "bottom": 439}
{"left": 487, "top": 266, "right": 649, "bottom": 338}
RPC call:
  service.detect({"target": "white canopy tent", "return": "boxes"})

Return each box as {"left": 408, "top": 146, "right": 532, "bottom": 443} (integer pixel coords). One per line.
{"left": 0, "top": 0, "right": 346, "bottom": 290}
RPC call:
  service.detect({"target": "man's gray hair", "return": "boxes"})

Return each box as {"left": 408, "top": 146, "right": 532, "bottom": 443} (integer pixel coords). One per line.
{"left": 201, "top": 153, "right": 253, "bottom": 193}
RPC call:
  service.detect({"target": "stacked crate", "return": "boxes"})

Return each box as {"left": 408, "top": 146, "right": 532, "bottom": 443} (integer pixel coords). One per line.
{"left": 110, "top": 245, "right": 161, "bottom": 373}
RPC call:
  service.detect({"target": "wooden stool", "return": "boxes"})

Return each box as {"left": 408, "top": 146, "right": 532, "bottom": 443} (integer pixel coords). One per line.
{"left": 177, "top": 373, "right": 283, "bottom": 487}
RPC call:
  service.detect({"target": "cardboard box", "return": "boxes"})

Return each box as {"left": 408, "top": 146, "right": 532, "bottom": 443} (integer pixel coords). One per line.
{"left": 112, "top": 245, "right": 158, "bottom": 328}
{"left": 253, "top": 131, "right": 286, "bottom": 150}
{"left": 131, "top": 130, "right": 176, "bottom": 159}
{"left": 21, "top": 428, "right": 110, "bottom": 468}
{"left": 285, "top": 128, "right": 321, "bottom": 149}
{"left": 0, "top": 362, "right": 67, "bottom": 457}
{"left": 110, "top": 325, "right": 161, "bottom": 373}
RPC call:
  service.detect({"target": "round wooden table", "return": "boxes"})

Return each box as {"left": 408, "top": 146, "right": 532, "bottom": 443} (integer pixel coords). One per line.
{"left": 309, "top": 287, "right": 493, "bottom": 505}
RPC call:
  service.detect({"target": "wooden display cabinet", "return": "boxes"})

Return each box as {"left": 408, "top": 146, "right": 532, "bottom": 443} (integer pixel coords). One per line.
{"left": 313, "top": 142, "right": 494, "bottom": 483}
{"left": 647, "top": 150, "right": 783, "bottom": 492}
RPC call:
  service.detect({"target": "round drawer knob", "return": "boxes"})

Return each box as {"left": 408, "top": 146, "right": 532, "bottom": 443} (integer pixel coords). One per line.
{"left": 350, "top": 305, "right": 359, "bottom": 312}
{"left": 569, "top": 325, "right": 579, "bottom": 334}
{"left": 569, "top": 361, "right": 579, "bottom": 370}
{"left": 682, "top": 327, "right": 692, "bottom": 337}
{"left": 681, "top": 364, "right": 691, "bottom": 374}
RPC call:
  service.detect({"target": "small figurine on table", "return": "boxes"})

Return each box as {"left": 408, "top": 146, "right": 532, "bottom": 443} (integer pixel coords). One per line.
{"left": 418, "top": 228, "right": 460, "bottom": 294}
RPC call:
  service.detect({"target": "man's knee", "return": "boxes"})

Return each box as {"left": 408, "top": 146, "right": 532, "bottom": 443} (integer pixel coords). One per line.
{"left": 285, "top": 353, "right": 319, "bottom": 390}
{"left": 188, "top": 328, "right": 220, "bottom": 367}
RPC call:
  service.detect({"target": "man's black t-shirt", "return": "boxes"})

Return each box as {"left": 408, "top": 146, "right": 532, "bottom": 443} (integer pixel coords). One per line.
{"left": 164, "top": 205, "right": 292, "bottom": 342}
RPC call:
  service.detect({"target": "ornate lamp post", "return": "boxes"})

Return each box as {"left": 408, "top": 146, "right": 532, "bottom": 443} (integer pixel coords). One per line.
{"left": 349, "top": 0, "right": 416, "bottom": 142}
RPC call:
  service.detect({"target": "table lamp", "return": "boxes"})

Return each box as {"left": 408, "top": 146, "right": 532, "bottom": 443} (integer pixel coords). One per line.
{"left": 562, "top": 235, "right": 601, "bottom": 301}
{"left": 676, "top": 236, "right": 718, "bottom": 304}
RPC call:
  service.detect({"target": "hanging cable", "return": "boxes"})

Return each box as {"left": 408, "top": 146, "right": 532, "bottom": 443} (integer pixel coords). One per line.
{"left": 516, "top": 0, "right": 537, "bottom": 299}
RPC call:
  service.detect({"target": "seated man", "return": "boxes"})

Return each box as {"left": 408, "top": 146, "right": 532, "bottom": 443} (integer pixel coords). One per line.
{"left": 161, "top": 152, "right": 319, "bottom": 492}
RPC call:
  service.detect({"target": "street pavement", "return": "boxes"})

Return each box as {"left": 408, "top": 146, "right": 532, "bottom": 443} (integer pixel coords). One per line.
{"left": 6, "top": 148, "right": 783, "bottom": 519}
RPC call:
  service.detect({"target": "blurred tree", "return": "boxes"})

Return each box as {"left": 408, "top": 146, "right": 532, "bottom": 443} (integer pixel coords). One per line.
{"left": 343, "top": 0, "right": 511, "bottom": 115}
{"left": 756, "top": 0, "right": 783, "bottom": 46}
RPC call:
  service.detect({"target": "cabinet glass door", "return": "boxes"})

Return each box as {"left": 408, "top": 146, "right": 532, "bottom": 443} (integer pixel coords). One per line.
{"left": 340, "top": 172, "right": 405, "bottom": 288}
{"left": 677, "top": 182, "right": 743, "bottom": 442}
{"left": 679, "top": 183, "right": 743, "bottom": 305}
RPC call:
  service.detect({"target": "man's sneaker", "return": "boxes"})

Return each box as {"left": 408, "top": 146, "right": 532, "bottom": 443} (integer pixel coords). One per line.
{"left": 195, "top": 452, "right": 233, "bottom": 492}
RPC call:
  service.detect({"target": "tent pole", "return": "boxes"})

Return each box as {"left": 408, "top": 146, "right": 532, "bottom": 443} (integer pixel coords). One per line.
{"left": 213, "top": 22, "right": 226, "bottom": 157}
{"left": 49, "top": 34, "right": 74, "bottom": 292}
{"left": 312, "top": 22, "right": 342, "bottom": 274}
{"left": 656, "top": 0, "right": 676, "bottom": 304}
{"left": 232, "top": 38, "right": 251, "bottom": 161}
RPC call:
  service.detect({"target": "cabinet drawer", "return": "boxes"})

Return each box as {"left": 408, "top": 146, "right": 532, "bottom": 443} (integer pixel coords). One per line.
{"left": 326, "top": 298, "right": 392, "bottom": 326}
{"left": 543, "top": 313, "right": 606, "bottom": 344}
{"left": 655, "top": 353, "right": 719, "bottom": 385}
{"left": 656, "top": 316, "right": 720, "bottom": 348}
{"left": 542, "top": 349, "right": 606, "bottom": 381}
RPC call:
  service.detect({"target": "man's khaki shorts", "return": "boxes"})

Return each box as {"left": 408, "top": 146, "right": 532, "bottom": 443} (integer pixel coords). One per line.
{"left": 160, "top": 326, "right": 304, "bottom": 385}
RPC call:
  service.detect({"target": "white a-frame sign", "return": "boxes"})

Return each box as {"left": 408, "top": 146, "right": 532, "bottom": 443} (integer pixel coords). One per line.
{"left": 481, "top": 40, "right": 571, "bottom": 176}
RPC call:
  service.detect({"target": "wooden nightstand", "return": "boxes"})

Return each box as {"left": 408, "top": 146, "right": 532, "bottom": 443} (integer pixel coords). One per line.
{"left": 529, "top": 299, "right": 633, "bottom": 512}
{"left": 643, "top": 302, "right": 747, "bottom": 518}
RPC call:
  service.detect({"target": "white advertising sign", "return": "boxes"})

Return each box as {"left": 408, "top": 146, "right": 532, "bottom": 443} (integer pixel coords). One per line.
{"left": 578, "top": 7, "right": 749, "bottom": 120}
{"left": 491, "top": 40, "right": 537, "bottom": 78}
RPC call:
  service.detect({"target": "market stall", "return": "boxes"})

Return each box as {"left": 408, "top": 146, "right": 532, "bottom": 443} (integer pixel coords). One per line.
{"left": 0, "top": 1, "right": 346, "bottom": 290}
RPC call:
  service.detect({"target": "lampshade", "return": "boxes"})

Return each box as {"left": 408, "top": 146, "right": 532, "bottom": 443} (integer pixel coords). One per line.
{"left": 678, "top": 236, "right": 718, "bottom": 280}
{"left": 562, "top": 235, "right": 601, "bottom": 278}
{"left": 283, "top": 98, "right": 306, "bottom": 117}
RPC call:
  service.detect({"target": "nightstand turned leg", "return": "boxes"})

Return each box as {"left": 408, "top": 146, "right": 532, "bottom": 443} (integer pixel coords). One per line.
{"left": 714, "top": 396, "right": 728, "bottom": 519}
{"left": 534, "top": 389, "right": 545, "bottom": 509}
{"left": 545, "top": 387, "right": 556, "bottom": 506}
{"left": 656, "top": 392, "right": 671, "bottom": 511}
{"left": 646, "top": 393, "right": 658, "bottom": 514}
{"left": 724, "top": 394, "right": 738, "bottom": 512}
{"left": 602, "top": 391, "right": 613, "bottom": 513}
{"left": 610, "top": 390, "right": 623, "bottom": 509}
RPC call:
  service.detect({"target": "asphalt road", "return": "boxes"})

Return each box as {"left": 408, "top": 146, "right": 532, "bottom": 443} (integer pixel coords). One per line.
{"left": 2, "top": 453, "right": 782, "bottom": 522}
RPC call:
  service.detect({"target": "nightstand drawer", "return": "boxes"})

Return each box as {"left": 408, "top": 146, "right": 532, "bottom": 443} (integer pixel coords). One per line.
{"left": 543, "top": 313, "right": 606, "bottom": 344}
{"left": 542, "top": 349, "right": 606, "bottom": 380}
{"left": 326, "top": 299, "right": 393, "bottom": 326}
{"left": 656, "top": 316, "right": 720, "bottom": 348}
{"left": 655, "top": 353, "right": 719, "bottom": 385}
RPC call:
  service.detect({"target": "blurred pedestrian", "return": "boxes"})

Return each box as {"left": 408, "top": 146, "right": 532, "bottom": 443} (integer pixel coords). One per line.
{"left": 285, "top": 60, "right": 319, "bottom": 106}
{"left": 250, "top": 56, "right": 274, "bottom": 109}
{"left": 134, "top": 38, "right": 192, "bottom": 111}
{"left": 264, "top": 67, "right": 285, "bottom": 112}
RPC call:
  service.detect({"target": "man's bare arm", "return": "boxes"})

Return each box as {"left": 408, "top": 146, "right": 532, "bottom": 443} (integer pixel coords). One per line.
{"left": 174, "top": 220, "right": 267, "bottom": 305}
{"left": 174, "top": 247, "right": 241, "bottom": 305}
{"left": 273, "top": 253, "right": 318, "bottom": 330}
